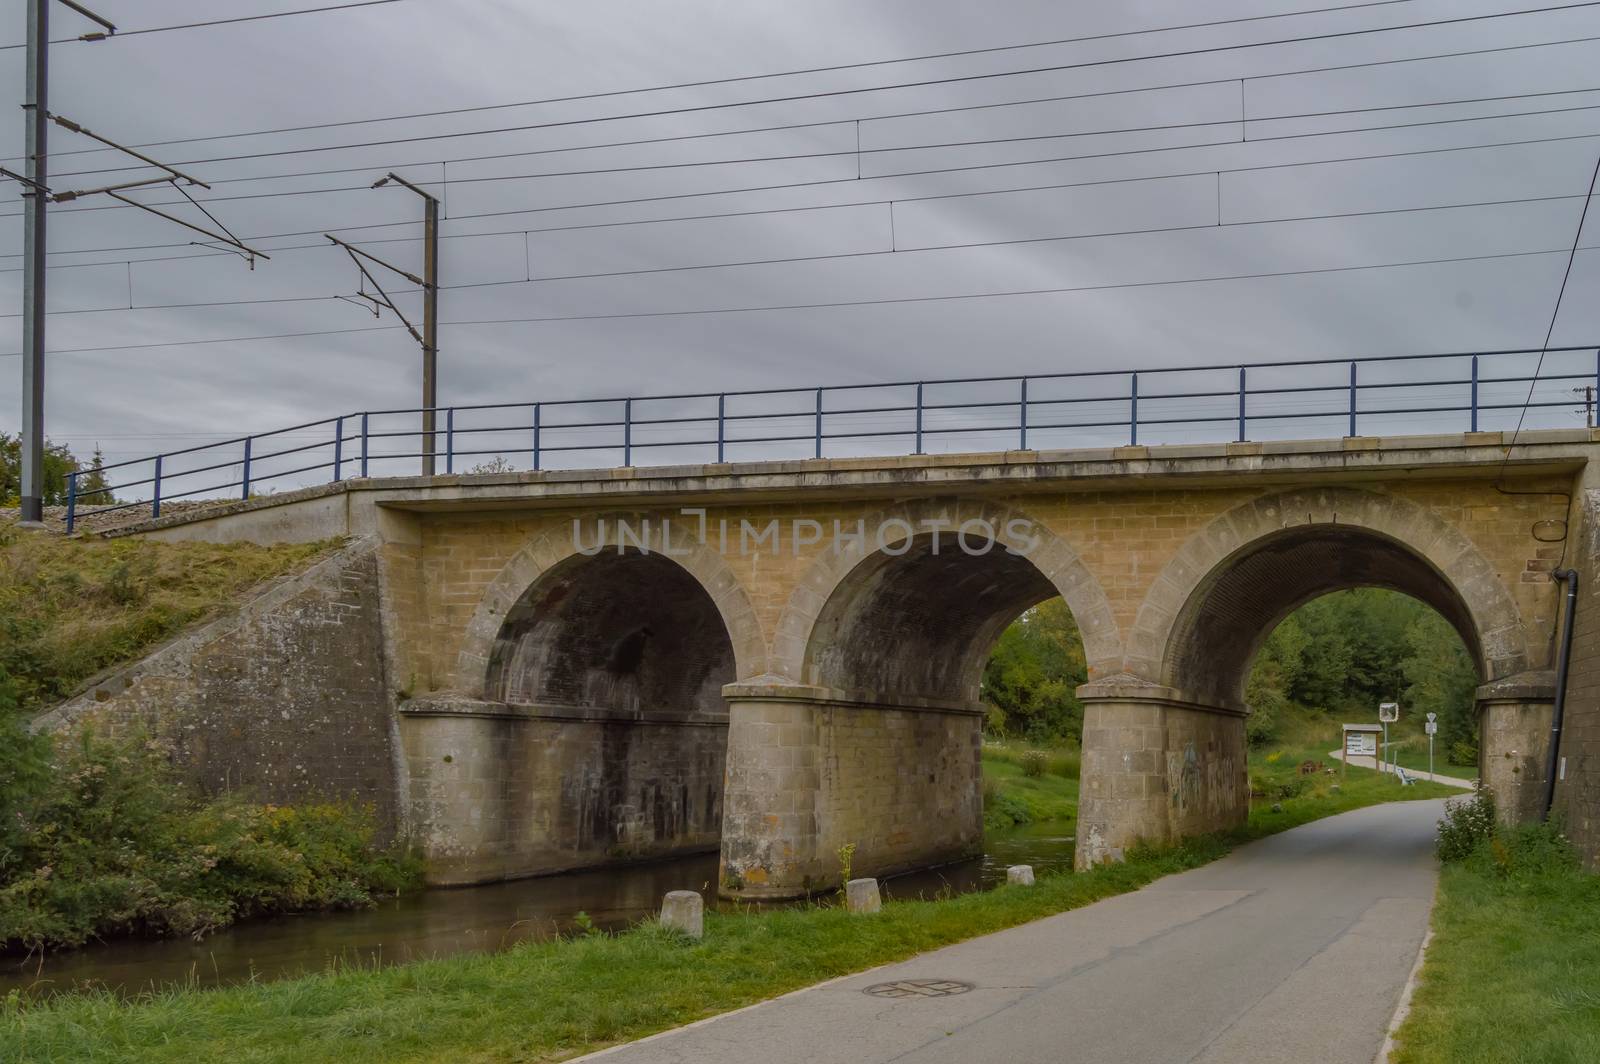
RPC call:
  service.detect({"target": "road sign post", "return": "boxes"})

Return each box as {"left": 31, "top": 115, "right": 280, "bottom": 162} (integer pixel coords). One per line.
{"left": 1426, "top": 712, "right": 1438, "bottom": 781}
{"left": 1379, "top": 702, "right": 1400, "bottom": 781}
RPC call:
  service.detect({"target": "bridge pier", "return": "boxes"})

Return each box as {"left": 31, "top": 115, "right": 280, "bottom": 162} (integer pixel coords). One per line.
{"left": 1075, "top": 682, "right": 1248, "bottom": 868}
{"left": 718, "top": 683, "right": 982, "bottom": 899}
{"left": 1476, "top": 672, "right": 1556, "bottom": 825}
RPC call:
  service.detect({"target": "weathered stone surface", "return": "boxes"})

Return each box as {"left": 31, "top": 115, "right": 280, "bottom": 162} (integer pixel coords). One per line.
{"left": 33, "top": 538, "right": 401, "bottom": 835}
{"left": 47, "top": 429, "right": 1598, "bottom": 879}
{"left": 845, "top": 878, "right": 881, "bottom": 914}
{"left": 1006, "top": 865, "right": 1035, "bottom": 886}
{"left": 660, "top": 890, "right": 704, "bottom": 938}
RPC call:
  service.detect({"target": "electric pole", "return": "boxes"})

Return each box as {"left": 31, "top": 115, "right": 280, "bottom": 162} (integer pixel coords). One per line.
{"left": 19, "top": 0, "right": 49, "bottom": 524}
{"left": 362, "top": 172, "right": 440, "bottom": 475}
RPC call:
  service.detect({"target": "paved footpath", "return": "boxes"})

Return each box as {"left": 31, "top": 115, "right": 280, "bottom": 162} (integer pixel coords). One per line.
{"left": 580, "top": 799, "right": 1448, "bottom": 1064}
{"left": 1327, "top": 749, "right": 1477, "bottom": 790}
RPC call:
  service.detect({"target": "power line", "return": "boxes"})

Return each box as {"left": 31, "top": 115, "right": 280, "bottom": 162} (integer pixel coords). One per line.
{"left": 0, "top": 1, "right": 406, "bottom": 50}
{"left": 38, "top": 80, "right": 1600, "bottom": 199}
{"left": 3, "top": 0, "right": 1426, "bottom": 158}
{"left": 29, "top": 1, "right": 1600, "bottom": 179}
{"left": 15, "top": 125, "right": 1600, "bottom": 267}
{"left": 19, "top": 92, "right": 1600, "bottom": 224}
{"left": 438, "top": 246, "right": 1596, "bottom": 326}
{"left": 0, "top": 325, "right": 405, "bottom": 357}
{"left": 4, "top": 245, "right": 1590, "bottom": 356}
{"left": 1504, "top": 152, "right": 1600, "bottom": 459}
{"left": 6, "top": 191, "right": 1591, "bottom": 322}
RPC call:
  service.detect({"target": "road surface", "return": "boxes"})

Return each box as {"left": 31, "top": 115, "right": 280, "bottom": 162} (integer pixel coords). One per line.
{"left": 580, "top": 799, "right": 1447, "bottom": 1064}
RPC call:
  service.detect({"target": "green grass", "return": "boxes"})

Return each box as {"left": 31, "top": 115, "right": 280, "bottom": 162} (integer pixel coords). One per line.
{"left": 1384, "top": 737, "right": 1477, "bottom": 779}
{"left": 980, "top": 745, "right": 1079, "bottom": 831}
{"left": 0, "top": 530, "right": 334, "bottom": 711}
{"left": 1393, "top": 825, "right": 1600, "bottom": 1063}
{"left": 0, "top": 753, "right": 1448, "bottom": 1064}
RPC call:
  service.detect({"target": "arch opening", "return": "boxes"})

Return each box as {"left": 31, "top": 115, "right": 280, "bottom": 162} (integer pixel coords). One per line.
{"left": 1241, "top": 587, "right": 1482, "bottom": 768}
{"left": 489, "top": 549, "right": 735, "bottom": 719}
{"left": 1165, "top": 525, "right": 1485, "bottom": 712}
{"left": 802, "top": 534, "right": 1059, "bottom": 705}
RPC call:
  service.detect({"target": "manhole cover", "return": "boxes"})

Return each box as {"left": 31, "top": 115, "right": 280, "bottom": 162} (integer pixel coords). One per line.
{"left": 863, "top": 979, "right": 974, "bottom": 999}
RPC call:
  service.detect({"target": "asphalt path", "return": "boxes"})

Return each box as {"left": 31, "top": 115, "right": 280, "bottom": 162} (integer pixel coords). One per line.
{"left": 580, "top": 799, "right": 1447, "bottom": 1064}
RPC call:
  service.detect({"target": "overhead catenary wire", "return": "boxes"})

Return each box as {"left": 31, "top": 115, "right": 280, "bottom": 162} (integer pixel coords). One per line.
{"left": 15, "top": 124, "right": 1600, "bottom": 268}
{"left": 0, "top": 1, "right": 407, "bottom": 50}
{"left": 16, "top": 91, "right": 1600, "bottom": 226}
{"left": 0, "top": 0, "right": 1434, "bottom": 157}
{"left": 24, "top": 0, "right": 1600, "bottom": 181}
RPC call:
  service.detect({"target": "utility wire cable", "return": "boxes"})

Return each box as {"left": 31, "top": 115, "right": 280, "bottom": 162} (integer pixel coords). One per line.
{"left": 5, "top": 193, "right": 1591, "bottom": 320}
{"left": 3, "top": 0, "right": 1427, "bottom": 157}
{"left": 18, "top": 125, "right": 1600, "bottom": 265}
{"left": 1503, "top": 151, "right": 1600, "bottom": 462}
{"left": 28, "top": 0, "right": 1600, "bottom": 178}
{"left": 4, "top": 245, "right": 1591, "bottom": 354}
{"left": 0, "top": 1, "right": 406, "bottom": 49}
{"left": 28, "top": 94, "right": 1600, "bottom": 222}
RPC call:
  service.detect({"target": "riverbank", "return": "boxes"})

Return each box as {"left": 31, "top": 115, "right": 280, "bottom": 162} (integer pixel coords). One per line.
{"left": 0, "top": 761, "right": 1453, "bottom": 1063}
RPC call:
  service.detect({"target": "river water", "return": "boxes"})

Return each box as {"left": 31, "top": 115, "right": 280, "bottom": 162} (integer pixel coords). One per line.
{"left": 0, "top": 824, "right": 1074, "bottom": 999}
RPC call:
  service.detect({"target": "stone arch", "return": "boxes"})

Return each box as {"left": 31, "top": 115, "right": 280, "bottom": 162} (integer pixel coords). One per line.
{"left": 769, "top": 497, "right": 1121, "bottom": 697}
{"left": 452, "top": 512, "right": 766, "bottom": 696}
{"left": 1127, "top": 487, "right": 1530, "bottom": 709}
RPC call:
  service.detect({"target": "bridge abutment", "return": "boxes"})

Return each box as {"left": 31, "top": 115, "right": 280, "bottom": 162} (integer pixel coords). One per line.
{"left": 1075, "top": 682, "right": 1248, "bottom": 868}
{"left": 719, "top": 684, "right": 982, "bottom": 899}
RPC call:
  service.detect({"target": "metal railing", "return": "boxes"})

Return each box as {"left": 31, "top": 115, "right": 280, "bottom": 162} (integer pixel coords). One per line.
{"left": 66, "top": 344, "right": 1600, "bottom": 532}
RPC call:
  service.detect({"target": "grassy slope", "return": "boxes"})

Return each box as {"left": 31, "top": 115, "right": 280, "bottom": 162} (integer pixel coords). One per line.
{"left": 0, "top": 532, "right": 333, "bottom": 711}
{"left": 0, "top": 757, "right": 1453, "bottom": 1064}
{"left": 1393, "top": 850, "right": 1600, "bottom": 1063}
{"left": 980, "top": 745, "right": 1079, "bottom": 831}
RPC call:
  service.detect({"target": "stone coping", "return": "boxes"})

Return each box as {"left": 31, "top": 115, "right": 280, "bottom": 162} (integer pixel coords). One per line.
{"left": 721, "top": 680, "right": 986, "bottom": 716}
{"left": 397, "top": 695, "right": 727, "bottom": 726}
{"left": 1474, "top": 669, "right": 1558, "bottom": 705}
{"left": 1076, "top": 676, "right": 1250, "bottom": 718}
{"left": 102, "top": 428, "right": 1596, "bottom": 537}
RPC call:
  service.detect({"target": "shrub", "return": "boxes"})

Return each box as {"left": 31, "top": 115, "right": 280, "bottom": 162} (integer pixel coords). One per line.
{"left": 1020, "top": 750, "right": 1047, "bottom": 778}
{"left": 0, "top": 730, "right": 420, "bottom": 952}
{"left": 1274, "top": 777, "right": 1311, "bottom": 800}
{"left": 1449, "top": 739, "right": 1479, "bottom": 767}
{"left": 1436, "top": 790, "right": 1496, "bottom": 862}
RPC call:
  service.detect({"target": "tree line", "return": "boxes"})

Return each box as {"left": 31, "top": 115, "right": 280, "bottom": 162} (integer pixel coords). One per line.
{"left": 1, "top": 434, "right": 115, "bottom": 507}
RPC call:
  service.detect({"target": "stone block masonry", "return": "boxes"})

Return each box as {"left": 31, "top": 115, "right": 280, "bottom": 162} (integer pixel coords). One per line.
{"left": 76, "top": 430, "right": 1600, "bottom": 880}
{"left": 34, "top": 538, "right": 402, "bottom": 835}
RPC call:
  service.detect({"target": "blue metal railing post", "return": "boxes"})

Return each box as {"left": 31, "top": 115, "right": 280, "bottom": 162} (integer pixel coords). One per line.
{"left": 814, "top": 388, "right": 823, "bottom": 459}
{"left": 241, "top": 437, "right": 252, "bottom": 499}
{"left": 66, "top": 471, "right": 77, "bottom": 533}
{"left": 152, "top": 455, "right": 162, "bottom": 519}
{"left": 445, "top": 408, "right": 454, "bottom": 474}
{"left": 1470, "top": 356, "right": 1480, "bottom": 432}
{"left": 360, "top": 414, "right": 369, "bottom": 478}
{"left": 623, "top": 399, "right": 632, "bottom": 466}
{"left": 332, "top": 416, "right": 344, "bottom": 483}
{"left": 1237, "top": 367, "right": 1247, "bottom": 442}
{"left": 533, "top": 403, "right": 541, "bottom": 471}
{"left": 1019, "top": 377, "right": 1029, "bottom": 450}
{"left": 716, "top": 394, "right": 725, "bottom": 463}
{"left": 1130, "top": 372, "right": 1139, "bottom": 446}
{"left": 914, "top": 382, "right": 924, "bottom": 454}
{"left": 1348, "top": 361, "right": 1358, "bottom": 437}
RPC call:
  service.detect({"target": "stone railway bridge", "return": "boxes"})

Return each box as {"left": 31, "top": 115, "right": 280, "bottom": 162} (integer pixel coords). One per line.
{"left": 40, "top": 429, "right": 1600, "bottom": 891}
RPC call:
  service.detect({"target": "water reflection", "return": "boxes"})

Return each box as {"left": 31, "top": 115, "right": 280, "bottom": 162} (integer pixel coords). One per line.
{"left": 1, "top": 823, "right": 1073, "bottom": 999}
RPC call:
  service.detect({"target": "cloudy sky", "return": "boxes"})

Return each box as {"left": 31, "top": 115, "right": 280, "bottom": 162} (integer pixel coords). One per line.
{"left": 3, "top": 0, "right": 1600, "bottom": 491}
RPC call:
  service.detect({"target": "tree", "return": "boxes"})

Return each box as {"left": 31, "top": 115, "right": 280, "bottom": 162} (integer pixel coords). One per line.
{"left": 1401, "top": 609, "right": 1479, "bottom": 758}
{"left": 75, "top": 445, "right": 116, "bottom": 504}
{"left": 981, "top": 598, "right": 1087, "bottom": 742}
{"left": 0, "top": 432, "right": 79, "bottom": 507}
